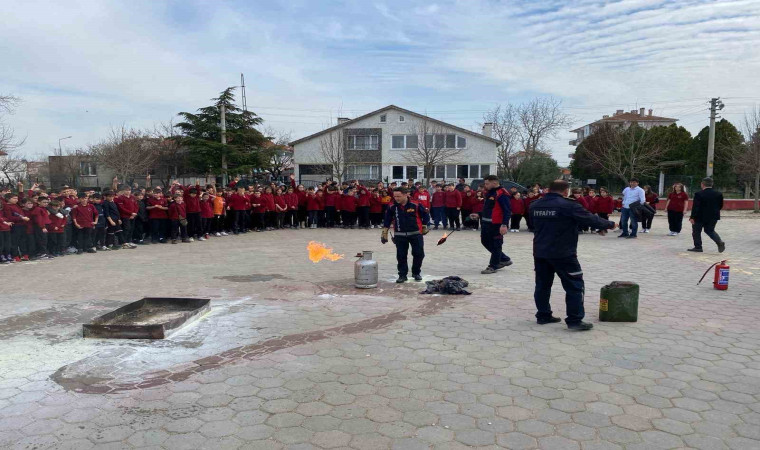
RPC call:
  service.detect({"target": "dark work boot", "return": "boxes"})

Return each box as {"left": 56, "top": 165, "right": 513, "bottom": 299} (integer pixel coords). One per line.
{"left": 567, "top": 322, "right": 594, "bottom": 331}
{"left": 718, "top": 242, "right": 725, "bottom": 253}
{"left": 537, "top": 316, "right": 562, "bottom": 325}
{"left": 396, "top": 276, "right": 408, "bottom": 283}
{"left": 413, "top": 274, "right": 423, "bottom": 282}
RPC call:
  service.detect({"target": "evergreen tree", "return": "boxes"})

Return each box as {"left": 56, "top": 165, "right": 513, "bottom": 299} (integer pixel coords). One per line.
{"left": 175, "top": 87, "right": 266, "bottom": 180}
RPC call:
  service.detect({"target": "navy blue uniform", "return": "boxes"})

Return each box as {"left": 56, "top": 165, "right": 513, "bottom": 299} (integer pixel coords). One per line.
{"left": 383, "top": 200, "right": 430, "bottom": 277}
{"left": 481, "top": 186, "right": 512, "bottom": 269}
{"left": 529, "top": 193, "right": 615, "bottom": 325}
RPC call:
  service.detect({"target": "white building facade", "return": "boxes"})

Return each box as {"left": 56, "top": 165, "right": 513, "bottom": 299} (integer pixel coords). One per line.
{"left": 570, "top": 108, "right": 678, "bottom": 147}
{"left": 290, "top": 105, "right": 499, "bottom": 185}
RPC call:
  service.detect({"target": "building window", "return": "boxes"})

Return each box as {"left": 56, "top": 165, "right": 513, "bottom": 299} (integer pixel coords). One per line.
{"left": 406, "top": 166, "right": 418, "bottom": 180}
{"left": 80, "top": 161, "right": 97, "bottom": 176}
{"left": 391, "top": 135, "right": 405, "bottom": 149}
{"left": 469, "top": 165, "right": 479, "bottom": 179}
{"left": 380, "top": 114, "right": 386, "bottom": 123}
{"left": 435, "top": 165, "right": 445, "bottom": 179}
{"left": 457, "top": 165, "right": 469, "bottom": 178}
{"left": 446, "top": 134, "right": 456, "bottom": 149}
{"left": 457, "top": 136, "right": 467, "bottom": 148}
{"left": 347, "top": 165, "right": 380, "bottom": 180}
{"left": 399, "top": 115, "right": 405, "bottom": 122}
{"left": 446, "top": 165, "right": 456, "bottom": 178}
{"left": 405, "top": 134, "right": 418, "bottom": 149}
{"left": 392, "top": 166, "right": 404, "bottom": 179}
{"left": 435, "top": 134, "right": 445, "bottom": 149}
{"left": 480, "top": 165, "right": 490, "bottom": 177}
{"left": 348, "top": 135, "right": 378, "bottom": 150}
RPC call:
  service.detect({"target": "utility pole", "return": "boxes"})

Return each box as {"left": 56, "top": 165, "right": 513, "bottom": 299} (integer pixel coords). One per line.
{"left": 706, "top": 97, "right": 724, "bottom": 177}
{"left": 221, "top": 104, "right": 228, "bottom": 186}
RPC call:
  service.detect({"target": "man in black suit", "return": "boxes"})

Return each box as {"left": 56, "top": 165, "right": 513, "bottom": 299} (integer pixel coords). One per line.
{"left": 688, "top": 177, "right": 725, "bottom": 253}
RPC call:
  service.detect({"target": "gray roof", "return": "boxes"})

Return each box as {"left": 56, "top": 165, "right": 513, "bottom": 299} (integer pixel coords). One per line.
{"left": 289, "top": 105, "right": 501, "bottom": 146}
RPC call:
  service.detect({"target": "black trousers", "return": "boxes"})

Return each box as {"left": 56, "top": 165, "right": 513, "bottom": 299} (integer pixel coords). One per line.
{"left": 642, "top": 213, "right": 654, "bottom": 229}
{"left": 325, "top": 206, "right": 337, "bottom": 227}
{"left": 48, "top": 232, "right": 64, "bottom": 254}
{"left": 121, "top": 218, "right": 134, "bottom": 243}
{"left": 510, "top": 214, "right": 522, "bottom": 230}
{"left": 106, "top": 223, "right": 123, "bottom": 246}
{"left": 150, "top": 219, "right": 166, "bottom": 242}
{"left": 65, "top": 223, "right": 75, "bottom": 248}
{"left": 480, "top": 222, "right": 510, "bottom": 269}
{"left": 395, "top": 234, "right": 424, "bottom": 277}
{"left": 461, "top": 209, "right": 472, "bottom": 228}
{"left": 667, "top": 210, "right": 684, "bottom": 233}
{"left": 341, "top": 211, "right": 356, "bottom": 227}
{"left": 186, "top": 212, "right": 201, "bottom": 238}
{"left": 0, "top": 230, "right": 11, "bottom": 255}
{"left": 201, "top": 217, "right": 211, "bottom": 235}
{"left": 233, "top": 210, "right": 247, "bottom": 233}
{"left": 171, "top": 219, "right": 188, "bottom": 240}
{"left": 298, "top": 206, "right": 307, "bottom": 226}
{"left": 370, "top": 212, "right": 383, "bottom": 226}
{"left": 133, "top": 219, "right": 147, "bottom": 242}
{"left": 534, "top": 256, "right": 585, "bottom": 325}
{"left": 11, "top": 226, "right": 25, "bottom": 257}
{"left": 213, "top": 215, "right": 225, "bottom": 233}
{"left": 34, "top": 228, "right": 48, "bottom": 255}
{"left": 94, "top": 228, "right": 106, "bottom": 247}
{"left": 692, "top": 220, "right": 722, "bottom": 249}
{"left": 445, "top": 207, "right": 460, "bottom": 229}
{"left": 357, "top": 206, "right": 370, "bottom": 228}
{"left": 77, "top": 228, "right": 94, "bottom": 250}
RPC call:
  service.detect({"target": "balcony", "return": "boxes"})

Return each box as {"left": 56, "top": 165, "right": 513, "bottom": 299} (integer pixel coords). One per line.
{"left": 569, "top": 139, "right": 578, "bottom": 146}
{"left": 348, "top": 143, "right": 379, "bottom": 150}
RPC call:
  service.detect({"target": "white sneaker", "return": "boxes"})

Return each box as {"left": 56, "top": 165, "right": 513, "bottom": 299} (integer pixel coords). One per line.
{"left": 188, "top": 238, "right": 195, "bottom": 242}
{"left": 221, "top": 232, "right": 229, "bottom": 236}
{"left": 199, "top": 237, "right": 206, "bottom": 241}
{"left": 516, "top": 230, "right": 520, "bottom": 233}
{"left": 215, "top": 232, "right": 221, "bottom": 237}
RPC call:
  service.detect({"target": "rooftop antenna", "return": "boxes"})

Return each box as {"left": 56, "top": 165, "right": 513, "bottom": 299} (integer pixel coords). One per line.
{"left": 240, "top": 73, "right": 248, "bottom": 113}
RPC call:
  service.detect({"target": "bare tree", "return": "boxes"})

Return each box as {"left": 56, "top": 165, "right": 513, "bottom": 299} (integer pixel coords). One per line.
{"left": 91, "top": 125, "right": 160, "bottom": 183}
{"left": 483, "top": 104, "right": 519, "bottom": 178}
{"left": 0, "top": 95, "right": 26, "bottom": 182}
{"left": 49, "top": 146, "right": 91, "bottom": 187}
{"left": 151, "top": 120, "right": 190, "bottom": 187}
{"left": 731, "top": 107, "right": 760, "bottom": 213}
{"left": 403, "top": 119, "right": 465, "bottom": 186}
{"left": 317, "top": 129, "right": 347, "bottom": 181}
{"left": 517, "top": 97, "right": 572, "bottom": 157}
{"left": 581, "top": 124, "right": 669, "bottom": 184}
{"left": 260, "top": 126, "right": 294, "bottom": 181}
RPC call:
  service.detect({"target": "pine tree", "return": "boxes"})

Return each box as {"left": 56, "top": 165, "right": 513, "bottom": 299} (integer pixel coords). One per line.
{"left": 175, "top": 87, "right": 266, "bottom": 181}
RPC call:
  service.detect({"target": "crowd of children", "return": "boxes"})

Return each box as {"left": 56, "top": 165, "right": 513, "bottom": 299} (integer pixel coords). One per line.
{"left": 0, "top": 175, "right": 680, "bottom": 264}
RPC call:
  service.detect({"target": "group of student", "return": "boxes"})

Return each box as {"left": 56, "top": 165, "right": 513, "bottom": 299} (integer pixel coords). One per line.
{"left": 0, "top": 173, "right": 694, "bottom": 264}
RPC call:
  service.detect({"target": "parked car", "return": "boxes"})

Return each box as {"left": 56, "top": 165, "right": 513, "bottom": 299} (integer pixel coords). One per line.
{"left": 470, "top": 179, "right": 528, "bottom": 193}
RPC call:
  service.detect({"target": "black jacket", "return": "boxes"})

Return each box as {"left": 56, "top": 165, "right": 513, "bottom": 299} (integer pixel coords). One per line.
{"left": 383, "top": 201, "right": 430, "bottom": 233}
{"left": 529, "top": 193, "right": 615, "bottom": 259}
{"left": 690, "top": 188, "right": 723, "bottom": 223}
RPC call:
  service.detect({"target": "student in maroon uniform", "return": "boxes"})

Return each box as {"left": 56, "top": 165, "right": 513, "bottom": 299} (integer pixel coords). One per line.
{"left": 0, "top": 200, "right": 12, "bottom": 264}
{"left": 324, "top": 186, "right": 339, "bottom": 228}
{"left": 430, "top": 185, "right": 447, "bottom": 230}
{"left": 250, "top": 191, "right": 265, "bottom": 232}
{"left": 260, "top": 187, "right": 276, "bottom": 231}
{"left": 571, "top": 188, "right": 590, "bottom": 233}
{"left": 19, "top": 199, "right": 37, "bottom": 259}
{"left": 115, "top": 186, "right": 139, "bottom": 248}
{"left": 183, "top": 187, "right": 202, "bottom": 241}
{"left": 31, "top": 196, "right": 52, "bottom": 258}
{"left": 641, "top": 185, "right": 659, "bottom": 233}
{"left": 471, "top": 190, "right": 484, "bottom": 230}
{"left": 228, "top": 186, "right": 250, "bottom": 234}
{"left": 47, "top": 200, "right": 67, "bottom": 256}
{"left": 369, "top": 190, "right": 383, "bottom": 229}
{"left": 444, "top": 184, "right": 462, "bottom": 231}
{"left": 584, "top": 188, "right": 598, "bottom": 232}
{"left": 285, "top": 187, "right": 298, "bottom": 228}
{"left": 71, "top": 193, "right": 98, "bottom": 254}
{"left": 665, "top": 182, "right": 689, "bottom": 236}
{"left": 595, "top": 187, "right": 615, "bottom": 235}
{"left": 168, "top": 193, "right": 189, "bottom": 243}
{"left": 339, "top": 188, "right": 357, "bottom": 229}
{"left": 199, "top": 192, "right": 214, "bottom": 240}
{"left": 147, "top": 188, "right": 170, "bottom": 243}
{"left": 523, "top": 190, "right": 539, "bottom": 232}
{"left": 274, "top": 188, "right": 288, "bottom": 229}
{"left": 509, "top": 192, "right": 525, "bottom": 232}
{"left": 356, "top": 186, "right": 371, "bottom": 229}
{"left": 461, "top": 187, "right": 477, "bottom": 230}
{"left": 4, "top": 193, "right": 27, "bottom": 261}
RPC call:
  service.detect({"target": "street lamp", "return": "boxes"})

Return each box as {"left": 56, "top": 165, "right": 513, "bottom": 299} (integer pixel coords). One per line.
{"left": 58, "top": 136, "right": 72, "bottom": 155}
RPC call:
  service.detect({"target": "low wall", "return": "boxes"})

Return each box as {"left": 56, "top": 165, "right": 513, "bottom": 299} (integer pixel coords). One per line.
{"left": 654, "top": 199, "right": 758, "bottom": 211}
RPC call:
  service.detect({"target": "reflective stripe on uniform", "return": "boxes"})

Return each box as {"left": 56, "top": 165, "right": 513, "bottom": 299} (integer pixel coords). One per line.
{"left": 568, "top": 271, "right": 583, "bottom": 276}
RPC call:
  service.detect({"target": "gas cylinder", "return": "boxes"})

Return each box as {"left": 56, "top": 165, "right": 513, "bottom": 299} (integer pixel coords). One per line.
{"left": 713, "top": 260, "right": 729, "bottom": 290}
{"left": 354, "top": 251, "right": 378, "bottom": 289}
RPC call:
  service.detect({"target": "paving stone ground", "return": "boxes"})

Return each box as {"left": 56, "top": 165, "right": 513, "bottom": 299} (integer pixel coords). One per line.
{"left": 1, "top": 214, "right": 759, "bottom": 449}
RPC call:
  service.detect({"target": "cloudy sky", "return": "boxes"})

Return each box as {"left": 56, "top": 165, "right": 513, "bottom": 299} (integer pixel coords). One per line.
{"left": 2, "top": 0, "right": 760, "bottom": 164}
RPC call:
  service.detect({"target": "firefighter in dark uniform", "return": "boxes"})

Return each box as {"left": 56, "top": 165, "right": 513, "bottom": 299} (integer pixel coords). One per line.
{"left": 480, "top": 175, "right": 512, "bottom": 274}
{"left": 529, "top": 180, "right": 616, "bottom": 330}
{"left": 381, "top": 188, "right": 430, "bottom": 283}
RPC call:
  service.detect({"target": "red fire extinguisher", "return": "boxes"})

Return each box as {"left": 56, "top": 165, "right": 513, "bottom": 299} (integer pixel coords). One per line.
{"left": 697, "top": 260, "right": 729, "bottom": 290}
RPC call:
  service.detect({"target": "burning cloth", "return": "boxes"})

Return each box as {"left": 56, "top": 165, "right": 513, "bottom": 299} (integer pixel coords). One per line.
{"left": 420, "top": 276, "right": 472, "bottom": 295}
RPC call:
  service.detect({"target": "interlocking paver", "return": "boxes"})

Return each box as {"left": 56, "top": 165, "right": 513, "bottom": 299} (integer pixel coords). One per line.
{"left": 1, "top": 218, "right": 759, "bottom": 449}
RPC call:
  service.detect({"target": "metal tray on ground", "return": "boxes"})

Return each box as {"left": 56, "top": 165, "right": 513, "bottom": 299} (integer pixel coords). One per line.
{"left": 83, "top": 297, "right": 211, "bottom": 339}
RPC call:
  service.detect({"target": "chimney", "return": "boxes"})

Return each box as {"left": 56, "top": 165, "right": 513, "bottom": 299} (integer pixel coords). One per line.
{"left": 615, "top": 109, "right": 624, "bottom": 116}
{"left": 631, "top": 109, "right": 637, "bottom": 114}
{"left": 602, "top": 115, "right": 609, "bottom": 119}
{"left": 482, "top": 122, "right": 493, "bottom": 138}
{"left": 639, "top": 107, "right": 646, "bottom": 116}
{"left": 648, "top": 109, "right": 653, "bottom": 116}
{"left": 337, "top": 117, "right": 350, "bottom": 124}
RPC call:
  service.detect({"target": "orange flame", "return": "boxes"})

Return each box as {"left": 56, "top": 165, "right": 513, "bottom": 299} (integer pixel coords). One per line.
{"left": 307, "top": 241, "right": 344, "bottom": 263}
{"left": 442, "top": 232, "right": 449, "bottom": 239}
